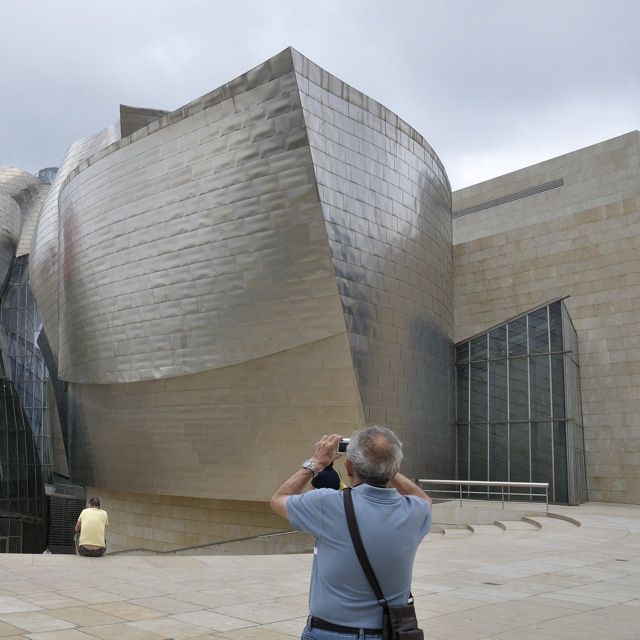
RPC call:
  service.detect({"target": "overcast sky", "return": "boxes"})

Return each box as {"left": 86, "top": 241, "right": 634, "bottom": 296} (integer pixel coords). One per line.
{"left": 1, "top": 0, "right": 638, "bottom": 190}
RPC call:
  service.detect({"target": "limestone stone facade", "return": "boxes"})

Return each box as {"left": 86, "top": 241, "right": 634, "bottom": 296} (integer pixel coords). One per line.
{"left": 88, "top": 487, "right": 287, "bottom": 553}
{"left": 453, "top": 131, "right": 640, "bottom": 504}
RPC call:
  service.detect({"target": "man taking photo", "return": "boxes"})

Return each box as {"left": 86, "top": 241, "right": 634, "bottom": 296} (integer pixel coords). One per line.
{"left": 271, "top": 426, "right": 431, "bottom": 640}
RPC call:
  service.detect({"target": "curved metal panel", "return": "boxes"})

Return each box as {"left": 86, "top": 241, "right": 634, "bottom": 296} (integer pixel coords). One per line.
{"left": 16, "top": 184, "right": 50, "bottom": 257}
{"left": 0, "top": 166, "right": 50, "bottom": 286}
{"left": 69, "top": 333, "right": 363, "bottom": 502}
{"left": 29, "top": 124, "right": 120, "bottom": 359}
{"left": 57, "top": 50, "right": 346, "bottom": 384}
{"left": 0, "top": 194, "right": 23, "bottom": 292}
{"left": 40, "top": 47, "right": 456, "bottom": 504}
{"left": 293, "top": 51, "right": 455, "bottom": 480}
{"left": 0, "top": 166, "right": 51, "bottom": 259}
{"left": 0, "top": 165, "right": 42, "bottom": 205}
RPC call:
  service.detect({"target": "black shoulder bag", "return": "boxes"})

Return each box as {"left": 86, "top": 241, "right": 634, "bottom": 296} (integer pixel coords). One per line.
{"left": 343, "top": 488, "right": 424, "bottom": 640}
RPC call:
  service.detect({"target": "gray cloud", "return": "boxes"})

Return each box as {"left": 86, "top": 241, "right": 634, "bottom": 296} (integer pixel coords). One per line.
{"left": 1, "top": 0, "right": 638, "bottom": 188}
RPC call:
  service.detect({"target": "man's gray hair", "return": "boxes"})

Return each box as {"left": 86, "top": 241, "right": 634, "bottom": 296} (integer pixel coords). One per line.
{"left": 346, "top": 426, "right": 403, "bottom": 485}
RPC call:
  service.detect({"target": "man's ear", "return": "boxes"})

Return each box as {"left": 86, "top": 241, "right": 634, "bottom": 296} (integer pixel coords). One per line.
{"left": 344, "top": 458, "right": 353, "bottom": 478}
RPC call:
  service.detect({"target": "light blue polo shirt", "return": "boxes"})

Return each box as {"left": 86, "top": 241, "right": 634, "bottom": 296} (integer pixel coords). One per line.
{"left": 287, "top": 484, "right": 431, "bottom": 628}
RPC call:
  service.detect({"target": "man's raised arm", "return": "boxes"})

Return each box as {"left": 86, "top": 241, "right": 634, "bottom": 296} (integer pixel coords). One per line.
{"left": 391, "top": 473, "right": 432, "bottom": 507}
{"left": 270, "top": 434, "right": 342, "bottom": 519}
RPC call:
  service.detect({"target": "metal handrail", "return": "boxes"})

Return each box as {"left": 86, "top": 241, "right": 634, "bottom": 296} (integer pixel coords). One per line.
{"left": 417, "top": 479, "right": 549, "bottom": 512}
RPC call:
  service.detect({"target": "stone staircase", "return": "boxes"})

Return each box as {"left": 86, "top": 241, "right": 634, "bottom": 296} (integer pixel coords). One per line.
{"left": 111, "top": 504, "right": 581, "bottom": 555}
{"left": 437, "top": 512, "right": 580, "bottom": 538}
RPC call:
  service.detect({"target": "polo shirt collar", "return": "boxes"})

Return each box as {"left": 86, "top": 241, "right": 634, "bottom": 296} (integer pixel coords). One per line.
{"left": 352, "top": 483, "right": 399, "bottom": 501}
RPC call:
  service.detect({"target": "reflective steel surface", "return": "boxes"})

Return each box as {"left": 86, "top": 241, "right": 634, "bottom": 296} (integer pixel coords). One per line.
{"left": 30, "top": 48, "right": 454, "bottom": 500}
{"left": 56, "top": 51, "right": 344, "bottom": 384}
{"left": 0, "top": 193, "right": 22, "bottom": 290}
{"left": 0, "top": 165, "right": 43, "bottom": 203}
{"left": 0, "top": 166, "right": 48, "bottom": 291}
{"left": 69, "top": 333, "right": 364, "bottom": 500}
{"left": 293, "top": 51, "right": 455, "bottom": 479}
{"left": 29, "top": 124, "right": 120, "bottom": 358}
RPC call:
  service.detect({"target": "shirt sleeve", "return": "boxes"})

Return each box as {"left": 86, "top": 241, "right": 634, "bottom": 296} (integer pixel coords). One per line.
{"left": 286, "top": 489, "right": 331, "bottom": 537}
{"left": 408, "top": 496, "right": 432, "bottom": 539}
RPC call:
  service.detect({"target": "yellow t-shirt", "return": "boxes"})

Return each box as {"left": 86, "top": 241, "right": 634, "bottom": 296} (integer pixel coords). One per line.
{"left": 78, "top": 508, "right": 108, "bottom": 547}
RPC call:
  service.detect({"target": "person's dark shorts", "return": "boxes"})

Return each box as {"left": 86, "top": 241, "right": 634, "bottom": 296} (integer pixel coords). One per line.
{"left": 78, "top": 545, "right": 106, "bottom": 557}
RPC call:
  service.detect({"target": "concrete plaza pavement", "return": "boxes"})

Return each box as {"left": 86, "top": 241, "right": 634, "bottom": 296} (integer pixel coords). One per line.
{"left": 0, "top": 503, "right": 639, "bottom": 639}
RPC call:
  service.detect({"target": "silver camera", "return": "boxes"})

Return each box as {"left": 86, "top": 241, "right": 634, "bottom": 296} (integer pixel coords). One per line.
{"left": 337, "top": 438, "right": 350, "bottom": 454}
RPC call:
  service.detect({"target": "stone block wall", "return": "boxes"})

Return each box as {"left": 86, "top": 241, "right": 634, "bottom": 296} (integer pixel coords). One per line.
{"left": 88, "top": 486, "right": 289, "bottom": 553}
{"left": 453, "top": 131, "right": 640, "bottom": 504}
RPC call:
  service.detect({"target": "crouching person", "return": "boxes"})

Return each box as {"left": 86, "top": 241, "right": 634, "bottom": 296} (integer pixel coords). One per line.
{"left": 75, "top": 497, "right": 108, "bottom": 557}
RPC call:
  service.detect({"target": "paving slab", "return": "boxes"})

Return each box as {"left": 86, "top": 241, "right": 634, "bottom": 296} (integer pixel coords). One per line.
{"left": 0, "top": 502, "right": 639, "bottom": 639}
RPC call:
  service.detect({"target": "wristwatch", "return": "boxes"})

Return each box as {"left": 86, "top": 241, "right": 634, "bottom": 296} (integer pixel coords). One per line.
{"left": 301, "top": 459, "right": 319, "bottom": 477}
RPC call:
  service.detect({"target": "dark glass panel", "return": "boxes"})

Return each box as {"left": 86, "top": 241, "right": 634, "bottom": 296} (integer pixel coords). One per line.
{"left": 16, "top": 308, "right": 26, "bottom": 334}
{"left": 530, "top": 355, "right": 551, "bottom": 419}
{"left": 509, "top": 357, "right": 529, "bottom": 420}
{"left": 553, "top": 421, "right": 568, "bottom": 502}
{"left": 562, "top": 302, "right": 578, "bottom": 356}
{"left": 457, "top": 423, "right": 469, "bottom": 481}
{"left": 549, "top": 301, "right": 563, "bottom": 352}
{"left": 470, "top": 334, "right": 488, "bottom": 361}
{"left": 0, "top": 427, "right": 6, "bottom": 460}
{"left": 489, "top": 359, "right": 508, "bottom": 422}
{"left": 4, "top": 310, "right": 16, "bottom": 334}
{"left": 508, "top": 316, "right": 528, "bottom": 356}
{"left": 509, "top": 421, "right": 530, "bottom": 493}
{"left": 489, "top": 422, "right": 508, "bottom": 483}
{"left": 469, "top": 423, "right": 488, "bottom": 481}
{"left": 469, "top": 361, "right": 488, "bottom": 423}
{"left": 5, "top": 468, "right": 17, "bottom": 498}
{"left": 19, "top": 431, "right": 28, "bottom": 465}
{"left": 528, "top": 307, "right": 549, "bottom": 354}
{"left": 489, "top": 326, "right": 507, "bottom": 359}
{"left": 531, "top": 421, "right": 553, "bottom": 492}
{"left": 456, "top": 364, "right": 469, "bottom": 423}
{"left": 551, "top": 353, "right": 565, "bottom": 419}
{"left": 455, "top": 342, "right": 469, "bottom": 363}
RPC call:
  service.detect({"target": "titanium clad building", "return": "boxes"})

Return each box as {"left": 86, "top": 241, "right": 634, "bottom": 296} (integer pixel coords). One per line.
{"left": 2, "top": 47, "right": 637, "bottom": 554}
{"left": 27, "top": 48, "right": 455, "bottom": 551}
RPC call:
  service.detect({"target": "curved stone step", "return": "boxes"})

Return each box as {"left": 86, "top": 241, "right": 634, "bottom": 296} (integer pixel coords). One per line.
{"left": 442, "top": 525, "right": 473, "bottom": 537}
{"left": 495, "top": 519, "right": 541, "bottom": 532}
{"left": 468, "top": 524, "right": 505, "bottom": 535}
{"left": 524, "top": 515, "right": 580, "bottom": 533}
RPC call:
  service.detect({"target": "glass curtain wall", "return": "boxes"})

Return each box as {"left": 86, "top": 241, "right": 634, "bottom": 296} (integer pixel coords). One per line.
{"left": 0, "top": 256, "right": 51, "bottom": 482}
{"left": 0, "top": 255, "right": 49, "bottom": 552}
{"left": 0, "top": 378, "right": 47, "bottom": 552}
{"left": 455, "top": 299, "right": 587, "bottom": 504}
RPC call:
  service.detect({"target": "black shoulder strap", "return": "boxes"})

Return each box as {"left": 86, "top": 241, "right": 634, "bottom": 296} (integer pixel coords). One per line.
{"left": 343, "top": 487, "right": 388, "bottom": 608}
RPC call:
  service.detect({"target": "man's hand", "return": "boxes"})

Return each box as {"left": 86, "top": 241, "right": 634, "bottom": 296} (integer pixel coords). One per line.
{"left": 270, "top": 434, "right": 343, "bottom": 519}
{"left": 311, "top": 434, "right": 342, "bottom": 469}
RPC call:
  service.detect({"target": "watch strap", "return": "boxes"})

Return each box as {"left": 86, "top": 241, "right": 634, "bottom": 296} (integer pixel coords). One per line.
{"left": 302, "top": 459, "right": 318, "bottom": 477}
